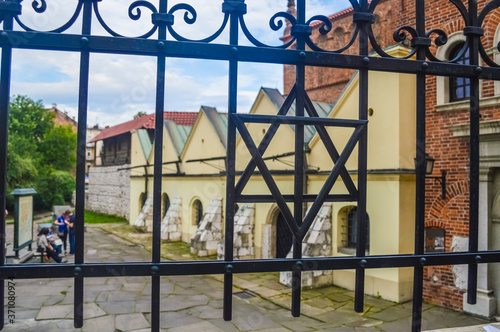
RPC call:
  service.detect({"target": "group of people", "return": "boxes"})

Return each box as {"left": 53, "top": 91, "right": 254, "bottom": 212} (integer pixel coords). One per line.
{"left": 37, "top": 210, "right": 76, "bottom": 263}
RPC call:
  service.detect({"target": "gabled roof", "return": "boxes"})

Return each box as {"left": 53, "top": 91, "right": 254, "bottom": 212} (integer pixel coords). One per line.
{"left": 89, "top": 112, "right": 198, "bottom": 143}
{"left": 261, "top": 87, "right": 334, "bottom": 145}
{"left": 164, "top": 120, "right": 193, "bottom": 157}
{"left": 202, "top": 106, "right": 228, "bottom": 150}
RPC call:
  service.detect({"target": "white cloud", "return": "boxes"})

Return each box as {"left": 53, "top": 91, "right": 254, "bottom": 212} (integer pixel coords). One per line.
{"left": 10, "top": 0, "right": 353, "bottom": 127}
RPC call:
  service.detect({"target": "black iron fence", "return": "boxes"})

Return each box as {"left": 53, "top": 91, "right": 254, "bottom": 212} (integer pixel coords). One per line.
{"left": 0, "top": 0, "right": 499, "bottom": 331}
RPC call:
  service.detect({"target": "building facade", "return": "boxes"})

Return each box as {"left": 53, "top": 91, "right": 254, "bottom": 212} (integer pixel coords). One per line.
{"left": 127, "top": 0, "right": 500, "bottom": 318}
{"left": 130, "top": 74, "right": 418, "bottom": 303}
{"left": 282, "top": 0, "right": 500, "bottom": 318}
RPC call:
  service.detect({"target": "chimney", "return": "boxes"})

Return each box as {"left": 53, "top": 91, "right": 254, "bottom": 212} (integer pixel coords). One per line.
{"left": 284, "top": 0, "right": 296, "bottom": 39}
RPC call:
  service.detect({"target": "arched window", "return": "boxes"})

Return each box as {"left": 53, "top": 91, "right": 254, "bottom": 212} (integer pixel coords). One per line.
{"left": 162, "top": 193, "right": 170, "bottom": 219}
{"left": 449, "top": 43, "right": 470, "bottom": 102}
{"left": 139, "top": 192, "right": 146, "bottom": 210}
{"left": 347, "top": 207, "right": 370, "bottom": 250}
{"left": 425, "top": 227, "right": 445, "bottom": 253}
{"left": 192, "top": 199, "right": 203, "bottom": 226}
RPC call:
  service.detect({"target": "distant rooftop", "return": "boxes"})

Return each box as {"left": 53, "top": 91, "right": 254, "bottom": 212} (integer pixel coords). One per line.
{"left": 89, "top": 112, "right": 198, "bottom": 143}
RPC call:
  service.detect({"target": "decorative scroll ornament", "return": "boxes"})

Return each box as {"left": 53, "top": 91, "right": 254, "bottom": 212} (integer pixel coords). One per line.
{"left": 1, "top": 0, "right": 499, "bottom": 67}
{"left": 14, "top": 0, "right": 83, "bottom": 33}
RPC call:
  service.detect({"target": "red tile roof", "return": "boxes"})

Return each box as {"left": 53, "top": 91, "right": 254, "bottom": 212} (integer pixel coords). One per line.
{"left": 89, "top": 112, "right": 198, "bottom": 143}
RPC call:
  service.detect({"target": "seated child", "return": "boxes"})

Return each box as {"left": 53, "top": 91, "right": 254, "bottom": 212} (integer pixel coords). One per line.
{"left": 38, "top": 228, "right": 67, "bottom": 263}
{"left": 47, "top": 227, "right": 63, "bottom": 255}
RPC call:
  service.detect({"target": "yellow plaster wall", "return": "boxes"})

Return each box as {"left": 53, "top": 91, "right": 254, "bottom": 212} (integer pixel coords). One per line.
{"left": 181, "top": 111, "right": 226, "bottom": 175}
{"left": 162, "top": 177, "right": 226, "bottom": 242}
{"left": 235, "top": 91, "right": 297, "bottom": 172}
{"left": 129, "top": 178, "right": 146, "bottom": 225}
{"left": 308, "top": 174, "right": 415, "bottom": 302}
{"left": 130, "top": 130, "right": 149, "bottom": 169}
{"left": 308, "top": 71, "right": 416, "bottom": 172}
{"left": 144, "top": 126, "right": 181, "bottom": 175}
{"left": 398, "top": 75, "right": 417, "bottom": 169}
{"left": 130, "top": 130, "right": 150, "bottom": 224}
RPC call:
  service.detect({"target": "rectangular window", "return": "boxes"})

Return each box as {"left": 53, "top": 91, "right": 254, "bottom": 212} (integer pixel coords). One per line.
{"left": 425, "top": 228, "right": 445, "bottom": 253}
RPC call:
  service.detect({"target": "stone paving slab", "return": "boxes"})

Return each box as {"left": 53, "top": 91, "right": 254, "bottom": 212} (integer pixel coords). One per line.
{"left": 427, "top": 322, "right": 500, "bottom": 331}
{"left": 2, "top": 224, "right": 492, "bottom": 331}
{"left": 115, "top": 313, "right": 150, "bottom": 331}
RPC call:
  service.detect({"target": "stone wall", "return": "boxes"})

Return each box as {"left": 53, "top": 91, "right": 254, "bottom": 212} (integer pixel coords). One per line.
{"left": 86, "top": 165, "right": 131, "bottom": 220}
{"left": 280, "top": 203, "right": 333, "bottom": 289}
{"left": 134, "top": 196, "right": 153, "bottom": 232}
{"left": 161, "top": 196, "right": 182, "bottom": 242}
{"left": 190, "top": 198, "right": 222, "bottom": 257}
{"left": 217, "top": 203, "right": 255, "bottom": 260}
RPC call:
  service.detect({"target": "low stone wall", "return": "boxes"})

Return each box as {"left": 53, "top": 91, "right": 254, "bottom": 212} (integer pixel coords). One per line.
{"left": 218, "top": 203, "right": 255, "bottom": 260}
{"left": 161, "top": 196, "right": 182, "bottom": 241}
{"left": 134, "top": 196, "right": 153, "bottom": 232}
{"left": 280, "top": 203, "right": 333, "bottom": 289}
{"left": 191, "top": 198, "right": 222, "bottom": 257}
{"left": 86, "top": 165, "right": 131, "bottom": 220}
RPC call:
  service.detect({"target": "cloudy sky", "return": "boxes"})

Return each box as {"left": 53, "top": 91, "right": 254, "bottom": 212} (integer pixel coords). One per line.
{"left": 9, "top": 0, "right": 351, "bottom": 127}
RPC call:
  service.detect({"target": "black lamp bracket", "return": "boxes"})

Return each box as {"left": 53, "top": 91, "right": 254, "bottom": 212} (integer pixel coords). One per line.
{"left": 426, "top": 170, "right": 447, "bottom": 200}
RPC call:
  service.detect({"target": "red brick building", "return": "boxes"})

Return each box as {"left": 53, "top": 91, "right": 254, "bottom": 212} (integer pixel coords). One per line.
{"left": 282, "top": 0, "right": 500, "bottom": 318}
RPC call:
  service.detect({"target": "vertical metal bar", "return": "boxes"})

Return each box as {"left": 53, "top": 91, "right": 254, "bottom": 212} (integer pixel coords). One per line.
{"left": 0, "top": 4, "right": 15, "bottom": 329}
{"left": 467, "top": 0, "right": 479, "bottom": 305}
{"left": 291, "top": 0, "right": 306, "bottom": 318}
{"left": 411, "top": 1, "right": 426, "bottom": 331}
{"left": 74, "top": 0, "right": 93, "bottom": 328}
{"left": 151, "top": 1, "right": 168, "bottom": 330}
{"left": 354, "top": 0, "right": 369, "bottom": 314}
{"left": 223, "top": 1, "right": 240, "bottom": 322}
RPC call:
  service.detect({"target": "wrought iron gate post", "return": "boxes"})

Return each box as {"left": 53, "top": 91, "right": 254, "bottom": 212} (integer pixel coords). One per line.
{"left": 466, "top": 0, "right": 480, "bottom": 307}
{"left": 73, "top": 0, "right": 95, "bottom": 328}
{"left": 411, "top": 0, "right": 428, "bottom": 331}
{"left": 150, "top": 1, "right": 169, "bottom": 330}
{"left": 223, "top": 0, "right": 246, "bottom": 321}
{"left": 291, "top": 0, "right": 308, "bottom": 318}
{"left": 0, "top": 1, "right": 21, "bottom": 329}
{"left": 354, "top": 0, "right": 371, "bottom": 314}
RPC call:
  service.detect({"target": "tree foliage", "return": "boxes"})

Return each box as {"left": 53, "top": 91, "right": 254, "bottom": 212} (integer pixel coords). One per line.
{"left": 40, "top": 124, "right": 77, "bottom": 171}
{"left": 7, "top": 96, "right": 77, "bottom": 210}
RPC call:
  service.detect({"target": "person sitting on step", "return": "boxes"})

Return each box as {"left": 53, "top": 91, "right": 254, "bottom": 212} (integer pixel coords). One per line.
{"left": 37, "top": 228, "right": 67, "bottom": 263}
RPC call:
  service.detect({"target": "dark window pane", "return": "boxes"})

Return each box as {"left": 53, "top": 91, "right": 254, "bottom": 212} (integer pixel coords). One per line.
{"left": 449, "top": 43, "right": 470, "bottom": 102}
{"left": 425, "top": 228, "right": 445, "bottom": 253}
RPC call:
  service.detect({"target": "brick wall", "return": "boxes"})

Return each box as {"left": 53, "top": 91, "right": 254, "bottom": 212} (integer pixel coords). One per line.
{"left": 282, "top": 0, "right": 401, "bottom": 102}
{"left": 406, "top": 0, "right": 500, "bottom": 310}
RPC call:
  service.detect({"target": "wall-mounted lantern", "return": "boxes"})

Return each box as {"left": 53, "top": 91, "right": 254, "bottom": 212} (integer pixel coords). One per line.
{"left": 416, "top": 154, "right": 447, "bottom": 200}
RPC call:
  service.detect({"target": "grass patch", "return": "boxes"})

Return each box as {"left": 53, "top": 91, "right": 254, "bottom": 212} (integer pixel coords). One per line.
{"left": 84, "top": 211, "right": 127, "bottom": 224}
{"left": 60, "top": 290, "right": 67, "bottom": 295}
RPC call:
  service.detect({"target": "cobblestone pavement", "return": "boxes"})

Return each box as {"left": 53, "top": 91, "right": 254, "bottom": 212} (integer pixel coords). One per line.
{"left": 2, "top": 223, "right": 497, "bottom": 331}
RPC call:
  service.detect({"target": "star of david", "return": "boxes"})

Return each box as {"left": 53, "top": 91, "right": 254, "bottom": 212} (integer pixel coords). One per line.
{"left": 231, "top": 84, "right": 368, "bottom": 242}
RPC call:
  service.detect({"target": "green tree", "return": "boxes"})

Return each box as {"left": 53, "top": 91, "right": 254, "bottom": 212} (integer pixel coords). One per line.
{"left": 8, "top": 95, "right": 54, "bottom": 156}
{"left": 39, "top": 124, "right": 77, "bottom": 172}
{"left": 133, "top": 111, "right": 147, "bottom": 119}
{"left": 7, "top": 95, "right": 77, "bottom": 210}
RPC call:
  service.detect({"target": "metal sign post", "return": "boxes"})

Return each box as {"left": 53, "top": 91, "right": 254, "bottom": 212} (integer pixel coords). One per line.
{"left": 11, "top": 188, "right": 36, "bottom": 260}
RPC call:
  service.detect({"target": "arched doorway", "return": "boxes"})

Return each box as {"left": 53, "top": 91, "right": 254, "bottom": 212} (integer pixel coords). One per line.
{"left": 275, "top": 211, "right": 293, "bottom": 258}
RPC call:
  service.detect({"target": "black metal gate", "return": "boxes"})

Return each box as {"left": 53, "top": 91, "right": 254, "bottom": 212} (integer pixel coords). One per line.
{"left": 0, "top": 1, "right": 499, "bottom": 331}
